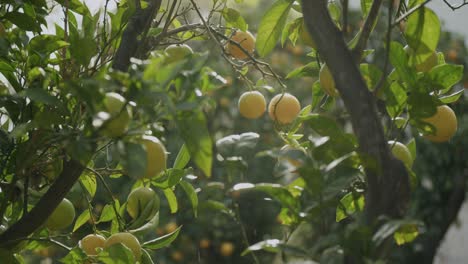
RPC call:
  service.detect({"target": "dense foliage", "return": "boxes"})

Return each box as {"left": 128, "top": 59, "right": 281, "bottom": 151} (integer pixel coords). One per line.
{"left": 0, "top": 0, "right": 466, "bottom": 263}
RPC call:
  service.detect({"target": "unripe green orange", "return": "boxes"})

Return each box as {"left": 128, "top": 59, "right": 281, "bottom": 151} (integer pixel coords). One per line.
{"left": 139, "top": 135, "right": 167, "bottom": 179}
{"left": 101, "top": 92, "right": 131, "bottom": 138}
{"left": 238, "top": 91, "right": 266, "bottom": 119}
{"left": 226, "top": 31, "right": 255, "bottom": 60}
{"left": 104, "top": 232, "right": 141, "bottom": 260}
{"left": 126, "top": 187, "right": 160, "bottom": 220}
{"left": 164, "top": 44, "right": 193, "bottom": 63}
{"left": 268, "top": 93, "right": 301, "bottom": 124}
{"left": 45, "top": 198, "right": 75, "bottom": 230}
{"left": 79, "top": 234, "right": 106, "bottom": 256}
{"left": 422, "top": 105, "right": 457, "bottom": 142}
{"left": 388, "top": 141, "right": 413, "bottom": 168}
{"left": 319, "top": 65, "right": 339, "bottom": 97}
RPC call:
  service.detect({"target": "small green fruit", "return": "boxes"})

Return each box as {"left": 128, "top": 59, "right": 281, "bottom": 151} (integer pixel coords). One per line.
{"left": 126, "top": 187, "right": 160, "bottom": 220}
{"left": 388, "top": 141, "right": 413, "bottom": 168}
{"left": 45, "top": 198, "right": 75, "bottom": 230}
{"left": 164, "top": 44, "right": 193, "bottom": 63}
{"left": 101, "top": 92, "right": 131, "bottom": 138}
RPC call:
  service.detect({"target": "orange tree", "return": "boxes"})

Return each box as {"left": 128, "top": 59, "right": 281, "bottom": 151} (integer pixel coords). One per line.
{"left": 0, "top": 0, "right": 466, "bottom": 263}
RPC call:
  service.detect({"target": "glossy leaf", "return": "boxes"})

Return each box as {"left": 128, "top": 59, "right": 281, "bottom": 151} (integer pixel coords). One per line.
{"left": 142, "top": 226, "right": 182, "bottom": 250}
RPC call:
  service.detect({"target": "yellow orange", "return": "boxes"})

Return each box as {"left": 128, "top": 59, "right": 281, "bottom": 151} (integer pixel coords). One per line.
{"left": 226, "top": 31, "right": 255, "bottom": 60}
{"left": 422, "top": 105, "right": 457, "bottom": 142}
{"left": 268, "top": 93, "right": 301, "bottom": 124}
{"left": 238, "top": 91, "right": 266, "bottom": 119}
{"left": 319, "top": 65, "right": 339, "bottom": 97}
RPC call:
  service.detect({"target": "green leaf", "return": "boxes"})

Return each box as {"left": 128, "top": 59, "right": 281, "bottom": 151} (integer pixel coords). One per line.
{"left": 281, "top": 17, "right": 301, "bottom": 46}
{"left": 163, "top": 188, "right": 178, "bottom": 214}
{"left": 73, "top": 210, "right": 91, "bottom": 232}
{"left": 180, "top": 181, "right": 198, "bottom": 217}
{"left": 98, "top": 204, "right": 116, "bottom": 223}
{"left": 141, "top": 249, "right": 155, "bottom": 264}
{"left": 80, "top": 173, "right": 97, "bottom": 198}
{"left": 60, "top": 247, "right": 88, "bottom": 264}
{"left": 336, "top": 192, "right": 364, "bottom": 222}
{"left": 394, "top": 223, "right": 419, "bottom": 245}
{"left": 222, "top": 8, "right": 247, "bottom": 31}
{"left": 177, "top": 111, "right": 212, "bottom": 177}
{"left": 406, "top": 138, "right": 416, "bottom": 162}
{"left": 97, "top": 243, "right": 135, "bottom": 264}
{"left": 5, "top": 12, "right": 40, "bottom": 31}
{"left": 256, "top": 0, "right": 294, "bottom": 57}
{"left": 439, "top": 89, "right": 464, "bottom": 104}
{"left": 201, "top": 200, "right": 235, "bottom": 217}
{"left": 21, "top": 89, "right": 61, "bottom": 106}
{"left": 428, "top": 64, "right": 464, "bottom": 93}
{"left": 286, "top": 61, "right": 319, "bottom": 79}
{"left": 360, "top": 0, "right": 373, "bottom": 17}
{"left": 55, "top": 0, "right": 91, "bottom": 16}
{"left": 385, "top": 81, "right": 407, "bottom": 118}
{"left": 389, "top": 41, "right": 416, "bottom": 86}
{"left": 360, "top": 63, "right": 383, "bottom": 91}
{"left": 404, "top": 7, "right": 440, "bottom": 59}
{"left": 142, "top": 225, "right": 182, "bottom": 250}
{"left": 373, "top": 220, "right": 422, "bottom": 246}
{"left": 241, "top": 239, "right": 309, "bottom": 258}
{"left": 232, "top": 183, "right": 299, "bottom": 212}
{"left": 173, "top": 144, "right": 190, "bottom": 169}
{"left": 28, "top": 35, "right": 69, "bottom": 57}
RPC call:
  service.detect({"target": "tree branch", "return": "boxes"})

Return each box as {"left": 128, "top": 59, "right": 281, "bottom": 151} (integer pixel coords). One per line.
{"left": 112, "top": 0, "right": 162, "bottom": 71}
{"left": 0, "top": 158, "right": 87, "bottom": 247}
{"left": 301, "top": 0, "right": 410, "bottom": 223}
{"left": 352, "top": 0, "right": 383, "bottom": 59}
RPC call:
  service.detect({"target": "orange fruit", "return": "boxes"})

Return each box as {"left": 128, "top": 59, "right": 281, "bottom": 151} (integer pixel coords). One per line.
{"left": 220, "top": 242, "right": 235, "bottom": 257}
{"left": 226, "top": 31, "right": 255, "bottom": 60}
{"left": 388, "top": 141, "right": 413, "bottom": 168}
{"left": 45, "top": 198, "right": 75, "bottom": 230}
{"left": 422, "top": 105, "right": 457, "bottom": 142}
{"left": 139, "top": 135, "right": 167, "bottom": 179}
{"left": 79, "top": 234, "right": 106, "bottom": 256}
{"left": 238, "top": 91, "right": 266, "bottom": 119}
{"left": 104, "top": 232, "right": 141, "bottom": 260}
{"left": 319, "top": 65, "right": 339, "bottom": 97}
{"left": 268, "top": 93, "right": 301, "bottom": 124}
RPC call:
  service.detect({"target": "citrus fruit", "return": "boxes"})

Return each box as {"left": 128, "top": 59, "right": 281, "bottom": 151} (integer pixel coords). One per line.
{"left": 45, "top": 198, "right": 75, "bottom": 230}
{"left": 319, "top": 64, "right": 339, "bottom": 97}
{"left": 226, "top": 31, "right": 255, "bottom": 60}
{"left": 238, "top": 91, "right": 266, "bottom": 119}
{"left": 101, "top": 92, "right": 131, "bottom": 138}
{"left": 104, "top": 232, "right": 141, "bottom": 260}
{"left": 126, "top": 187, "right": 160, "bottom": 220}
{"left": 139, "top": 135, "right": 167, "bottom": 179}
{"left": 268, "top": 93, "right": 301, "bottom": 124}
{"left": 79, "top": 234, "right": 106, "bottom": 256}
{"left": 422, "top": 105, "right": 457, "bottom": 142}
{"left": 388, "top": 141, "right": 413, "bottom": 168}
{"left": 164, "top": 44, "right": 193, "bottom": 63}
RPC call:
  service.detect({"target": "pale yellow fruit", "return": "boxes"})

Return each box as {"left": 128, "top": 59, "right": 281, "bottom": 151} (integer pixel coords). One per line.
{"left": 422, "top": 105, "right": 457, "bottom": 142}
{"left": 319, "top": 65, "right": 339, "bottom": 97}
{"left": 164, "top": 44, "right": 193, "bottom": 63}
{"left": 79, "top": 234, "right": 106, "bottom": 256}
{"left": 268, "top": 93, "right": 301, "bottom": 124}
{"left": 388, "top": 141, "right": 413, "bottom": 168}
{"left": 104, "top": 232, "right": 141, "bottom": 260}
{"left": 139, "top": 135, "right": 167, "bottom": 179}
{"left": 126, "top": 187, "right": 160, "bottom": 220}
{"left": 238, "top": 91, "right": 266, "bottom": 119}
{"left": 45, "top": 198, "right": 75, "bottom": 230}
{"left": 101, "top": 92, "right": 131, "bottom": 138}
{"left": 226, "top": 31, "right": 255, "bottom": 60}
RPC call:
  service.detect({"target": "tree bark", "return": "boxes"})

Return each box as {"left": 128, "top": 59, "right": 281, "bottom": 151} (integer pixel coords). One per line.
{"left": 300, "top": 0, "right": 410, "bottom": 222}
{"left": 112, "top": 0, "right": 162, "bottom": 71}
